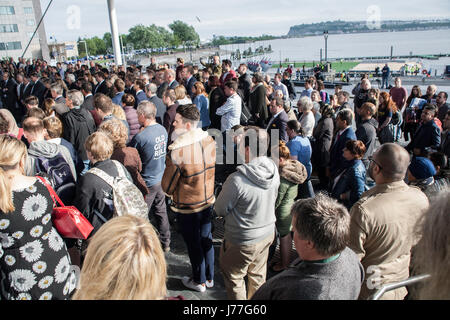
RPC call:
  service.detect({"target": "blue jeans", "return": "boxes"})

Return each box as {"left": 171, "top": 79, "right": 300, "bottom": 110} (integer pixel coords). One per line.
{"left": 382, "top": 77, "right": 389, "bottom": 89}
{"left": 178, "top": 206, "right": 214, "bottom": 284}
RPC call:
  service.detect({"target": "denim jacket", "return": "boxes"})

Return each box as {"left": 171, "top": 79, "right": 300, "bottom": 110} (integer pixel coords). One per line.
{"left": 332, "top": 159, "right": 367, "bottom": 209}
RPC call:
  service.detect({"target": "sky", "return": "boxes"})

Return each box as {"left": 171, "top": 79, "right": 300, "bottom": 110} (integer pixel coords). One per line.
{"left": 41, "top": 0, "right": 450, "bottom": 43}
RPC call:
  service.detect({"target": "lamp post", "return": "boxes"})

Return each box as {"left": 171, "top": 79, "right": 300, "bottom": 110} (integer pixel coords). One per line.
{"left": 323, "top": 30, "right": 329, "bottom": 62}
{"left": 79, "top": 40, "right": 89, "bottom": 61}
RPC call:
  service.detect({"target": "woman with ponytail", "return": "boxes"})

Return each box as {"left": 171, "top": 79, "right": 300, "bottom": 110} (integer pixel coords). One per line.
{"left": 0, "top": 135, "right": 75, "bottom": 300}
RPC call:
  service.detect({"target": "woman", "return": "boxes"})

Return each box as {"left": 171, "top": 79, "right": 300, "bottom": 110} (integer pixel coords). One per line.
{"left": 121, "top": 93, "right": 140, "bottom": 141}
{"left": 72, "top": 215, "right": 169, "bottom": 300}
{"left": 98, "top": 119, "right": 148, "bottom": 197}
{"left": 74, "top": 131, "right": 132, "bottom": 233}
{"left": 286, "top": 120, "right": 314, "bottom": 199}
{"left": 404, "top": 85, "right": 423, "bottom": 142}
{"left": 249, "top": 72, "right": 268, "bottom": 128}
{"left": 192, "top": 82, "right": 210, "bottom": 130}
{"left": 377, "top": 91, "right": 398, "bottom": 144}
{"left": 0, "top": 109, "right": 25, "bottom": 142}
{"left": 43, "top": 98, "right": 56, "bottom": 118}
{"left": 208, "top": 75, "right": 226, "bottom": 130}
{"left": 331, "top": 140, "right": 366, "bottom": 210}
{"left": 174, "top": 85, "right": 192, "bottom": 106}
{"left": 272, "top": 141, "right": 307, "bottom": 272}
{"left": 317, "top": 80, "right": 330, "bottom": 104}
{"left": 297, "top": 96, "right": 315, "bottom": 138}
{"left": 0, "top": 135, "right": 76, "bottom": 300}
{"left": 312, "top": 104, "right": 335, "bottom": 190}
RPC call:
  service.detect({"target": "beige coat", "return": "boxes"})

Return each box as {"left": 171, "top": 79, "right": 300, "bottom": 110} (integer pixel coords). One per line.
{"left": 349, "top": 180, "right": 429, "bottom": 300}
{"left": 162, "top": 128, "right": 216, "bottom": 214}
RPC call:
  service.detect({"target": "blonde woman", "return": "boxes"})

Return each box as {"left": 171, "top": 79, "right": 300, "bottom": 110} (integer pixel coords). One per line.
{"left": 72, "top": 215, "right": 168, "bottom": 300}
{"left": 0, "top": 135, "right": 76, "bottom": 300}
{"left": 111, "top": 103, "right": 127, "bottom": 122}
{"left": 174, "top": 85, "right": 192, "bottom": 105}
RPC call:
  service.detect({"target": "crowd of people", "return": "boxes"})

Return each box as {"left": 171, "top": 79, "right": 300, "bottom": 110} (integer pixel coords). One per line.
{"left": 0, "top": 55, "right": 449, "bottom": 300}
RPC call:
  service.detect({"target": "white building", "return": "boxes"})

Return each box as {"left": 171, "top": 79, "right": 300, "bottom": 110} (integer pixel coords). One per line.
{"left": 0, "top": 0, "right": 49, "bottom": 61}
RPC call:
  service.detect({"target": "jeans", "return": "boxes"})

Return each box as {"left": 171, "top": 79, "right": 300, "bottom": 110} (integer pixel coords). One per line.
{"left": 178, "top": 206, "right": 214, "bottom": 284}
{"left": 145, "top": 183, "right": 171, "bottom": 249}
{"left": 382, "top": 77, "right": 389, "bottom": 89}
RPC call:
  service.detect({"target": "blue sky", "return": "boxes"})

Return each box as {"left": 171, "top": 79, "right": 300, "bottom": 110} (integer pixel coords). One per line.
{"left": 41, "top": 0, "right": 450, "bottom": 42}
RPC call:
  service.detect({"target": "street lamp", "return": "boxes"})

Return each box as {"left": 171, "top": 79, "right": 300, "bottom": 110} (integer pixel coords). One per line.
{"left": 79, "top": 40, "right": 89, "bottom": 61}
{"left": 323, "top": 30, "right": 329, "bottom": 62}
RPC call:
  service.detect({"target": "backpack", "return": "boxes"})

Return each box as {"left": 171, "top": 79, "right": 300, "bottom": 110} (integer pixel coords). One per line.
{"left": 88, "top": 160, "right": 149, "bottom": 220}
{"left": 35, "top": 153, "right": 76, "bottom": 205}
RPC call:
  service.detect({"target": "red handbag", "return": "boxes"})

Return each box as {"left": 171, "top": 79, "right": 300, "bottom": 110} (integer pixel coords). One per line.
{"left": 36, "top": 176, "right": 94, "bottom": 240}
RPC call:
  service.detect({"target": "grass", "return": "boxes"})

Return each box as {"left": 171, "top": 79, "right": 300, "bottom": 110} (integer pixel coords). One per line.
{"left": 272, "top": 61, "right": 360, "bottom": 73}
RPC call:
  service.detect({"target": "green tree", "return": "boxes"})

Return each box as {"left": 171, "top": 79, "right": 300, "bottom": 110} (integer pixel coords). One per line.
{"left": 168, "top": 20, "right": 200, "bottom": 50}
{"left": 103, "top": 32, "right": 112, "bottom": 52}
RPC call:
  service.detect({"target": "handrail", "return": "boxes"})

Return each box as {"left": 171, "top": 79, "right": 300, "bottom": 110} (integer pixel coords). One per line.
{"left": 370, "top": 274, "right": 431, "bottom": 300}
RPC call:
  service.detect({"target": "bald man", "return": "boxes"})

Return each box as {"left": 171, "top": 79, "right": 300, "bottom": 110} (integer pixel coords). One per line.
{"left": 348, "top": 143, "right": 429, "bottom": 300}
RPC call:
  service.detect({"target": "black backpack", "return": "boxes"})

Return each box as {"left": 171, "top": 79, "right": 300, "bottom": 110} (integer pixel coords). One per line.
{"left": 35, "top": 153, "right": 76, "bottom": 205}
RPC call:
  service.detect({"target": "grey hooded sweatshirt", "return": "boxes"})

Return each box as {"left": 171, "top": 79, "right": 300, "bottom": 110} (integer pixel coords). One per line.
{"left": 215, "top": 156, "right": 280, "bottom": 245}
{"left": 25, "top": 140, "right": 77, "bottom": 180}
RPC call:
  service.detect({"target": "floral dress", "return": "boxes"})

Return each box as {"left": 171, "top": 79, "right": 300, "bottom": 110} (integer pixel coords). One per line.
{"left": 0, "top": 178, "right": 77, "bottom": 300}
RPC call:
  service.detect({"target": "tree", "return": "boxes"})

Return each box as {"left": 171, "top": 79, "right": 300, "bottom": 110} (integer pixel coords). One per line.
{"left": 103, "top": 32, "right": 112, "bottom": 52}
{"left": 168, "top": 20, "right": 200, "bottom": 50}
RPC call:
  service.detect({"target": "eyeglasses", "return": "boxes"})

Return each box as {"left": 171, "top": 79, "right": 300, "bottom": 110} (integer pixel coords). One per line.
{"left": 368, "top": 156, "right": 382, "bottom": 170}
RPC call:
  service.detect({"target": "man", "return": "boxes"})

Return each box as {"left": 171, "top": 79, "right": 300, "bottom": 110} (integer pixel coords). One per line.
{"left": 200, "top": 55, "right": 222, "bottom": 78}
{"left": 436, "top": 91, "right": 449, "bottom": 123}
{"left": 182, "top": 65, "right": 197, "bottom": 100}
{"left": 23, "top": 95, "right": 39, "bottom": 111}
{"left": 252, "top": 193, "right": 364, "bottom": 300}
{"left": 162, "top": 89, "right": 179, "bottom": 142}
{"left": 23, "top": 117, "right": 77, "bottom": 203}
{"left": 300, "top": 79, "right": 313, "bottom": 98}
{"left": 94, "top": 93, "right": 129, "bottom": 133}
{"left": 201, "top": 68, "right": 211, "bottom": 94}
{"left": 61, "top": 90, "right": 96, "bottom": 175}
{"left": 19, "top": 74, "right": 32, "bottom": 105}
{"left": 216, "top": 80, "right": 242, "bottom": 132}
{"left": 389, "top": 77, "right": 408, "bottom": 113}
{"left": 220, "top": 59, "right": 237, "bottom": 87}
{"left": 421, "top": 84, "right": 437, "bottom": 104}
{"left": 65, "top": 73, "right": 79, "bottom": 91}
{"left": 381, "top": 63, "right": 390, "bottom": 89}
{"left": 353, "top": 79, "right": 371, "bottom": 127}
{"left": 48, "top": 83, "right": 68, "bottom": 115}
{"left": 162, "top": 104, "right": 216, "bottom": 292}
{"left": 112, "top": 79, "right": 125, "bottom": 106}
{"left": 164, "top": 68, "right": 179, "bottom": 90}
{"left": 237, "top": 63, "right": 252, "bottom": 106}
{"left": 336, "top": 91, "right": 351, "bottom": 113}
{"left": 272, "top": 73, "right": 289, "bottom": 100}
{"left": 441, "top": 111, "right": 450, "bottom": 158}
{"left": 1, "top": 72, "right": 20, "bottom": 122}
{"left": 155, "top": 69, "right": 168, "bottom": 99}
{"left": 329, "top": 109, "right": 357, "bottom": 180}
{"left": 124, "top": 74, "right": 136, "bottom": 97}
{"left": 129, "top": 101, "right": 170, "bottom": 252}
{"left": 215, "top": 127, "right": 280, "bottom": 300}
{"left": 266, "top": 97, "right": 288, "bottom": 143}
{"left": 349, "top": 143, "right": 429, "bottom": 299}
{"left": 282, "top": 71, "right": 296, "bottom": 101}
{"left": 134, "top": 79, "right": 148, "bottom": 107}
{"left": 356, "top": 102, "right": 379, "bottom": 169}
{"left": 93, "top": 71, "right": 109, "bottom": 95}
{"left": 406, "top": 104, "right": 441, "bottom": 156}
{"left": 249, "top": 72, "right": 268, "bottom": 128}
{"left": 29, "top": 72, "right": 46, "bottom": 106}
{"left": 146, "top": 83, "right": 166, "bottom": 125}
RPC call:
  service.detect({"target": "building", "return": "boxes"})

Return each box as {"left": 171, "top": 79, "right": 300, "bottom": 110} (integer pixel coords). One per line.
{"left": 0, "top": 0, "right": 49, "bottom": 61}
{"left": 48, "top": 41, "right": 79, "bottom": 62}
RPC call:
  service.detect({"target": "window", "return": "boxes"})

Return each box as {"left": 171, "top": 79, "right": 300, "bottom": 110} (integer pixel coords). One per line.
{"left": 24, "top": 7, "right": 33, "bottom": 14}
{"left": 0, "top": 6, "right": 15, "bottom": 15}
{"left": 26, "top": 19, "right": 35, "bottom": 26}
{"left": 0, "top": 24, "right": 18, "bottom": 33}
{"left": 0, "top": 42, "right": 22, "bottom": 51}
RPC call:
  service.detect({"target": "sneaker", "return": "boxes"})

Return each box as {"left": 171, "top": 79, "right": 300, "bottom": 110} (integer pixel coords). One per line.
{"left": 181, "top": 277, "right": 206, "bottom": 293}
{"left": 205, "top": 280, "right": 214, "bottom": 288}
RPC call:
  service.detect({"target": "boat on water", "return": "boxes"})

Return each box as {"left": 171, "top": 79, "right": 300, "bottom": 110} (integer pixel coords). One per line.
{"left": 247, "top": 59, "right": 273, "bottom": 73}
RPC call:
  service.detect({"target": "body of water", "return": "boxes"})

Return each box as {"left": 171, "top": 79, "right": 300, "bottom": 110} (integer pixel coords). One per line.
{"left": 220, "top": 29, "right": 450, "bottom": 74}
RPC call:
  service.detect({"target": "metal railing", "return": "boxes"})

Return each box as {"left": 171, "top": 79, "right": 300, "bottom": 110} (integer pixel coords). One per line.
{"left": 370, "top": 274, "right": 431, "bottom": 300}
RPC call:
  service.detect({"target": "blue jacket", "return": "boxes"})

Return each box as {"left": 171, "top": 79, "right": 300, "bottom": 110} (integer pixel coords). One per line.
{"left": 329, "top": 127, "right": 357, "bottom": 178}
{"left": 332, "top": 159, "right": 366, "bottom": 210}
{"left": 193, "top": 94, "right": 211, "bottom": 128}
{"left": 135, "top": 90, "right": 148, "bottom": 107}
{"left": 406, "top": 120, "right": 441, "bottom": 154}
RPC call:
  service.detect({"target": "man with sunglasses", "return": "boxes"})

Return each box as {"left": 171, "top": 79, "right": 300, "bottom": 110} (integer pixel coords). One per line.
{"left": 348, "top": 143, "right": 429, "bottom": 300}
